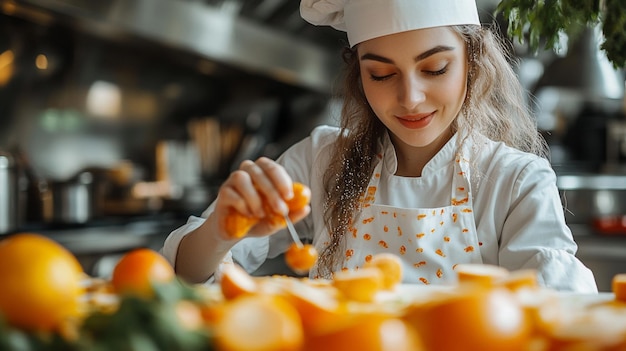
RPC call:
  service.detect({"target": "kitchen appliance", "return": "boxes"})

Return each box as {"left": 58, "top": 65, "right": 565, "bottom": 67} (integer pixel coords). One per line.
{"left": 558, "top": 174, "right": 626, "bottom": 233}
{"left": 556, "top": 173, "right": 626, "bottom": 291}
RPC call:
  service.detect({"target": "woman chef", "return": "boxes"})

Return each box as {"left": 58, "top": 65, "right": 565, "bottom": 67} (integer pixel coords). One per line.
{"left": 162, "top": 0, "right": 598, "bottom": 293}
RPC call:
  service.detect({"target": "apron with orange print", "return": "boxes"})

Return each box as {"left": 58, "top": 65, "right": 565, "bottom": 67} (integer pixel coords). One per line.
{"left": 342, "top": 150, "right": 483, "bottom": 285}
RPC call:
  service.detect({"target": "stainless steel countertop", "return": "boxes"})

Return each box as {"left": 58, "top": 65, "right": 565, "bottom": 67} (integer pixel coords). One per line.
{"left": 25, "top": 216, "right": 184, "bottom": 277}
{"left": 0, "top": 215, "right": 183, "bottom": 256}
{"left": 41, "top": 219, "right": 175, "bottom": 255}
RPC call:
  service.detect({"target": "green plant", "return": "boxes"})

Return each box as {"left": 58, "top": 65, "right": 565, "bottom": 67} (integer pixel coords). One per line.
{"left": 496, "top": 0, "right": 626, "bottom": 68}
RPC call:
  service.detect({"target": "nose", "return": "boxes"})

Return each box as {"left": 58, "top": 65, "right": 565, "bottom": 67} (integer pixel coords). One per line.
{"left": 398, "top": 74, "right": 426, "bottom": 109}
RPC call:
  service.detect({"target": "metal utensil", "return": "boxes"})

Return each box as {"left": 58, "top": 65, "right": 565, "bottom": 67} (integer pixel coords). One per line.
{"left": 284, "top": 215, "right": 303, "bottom": 248}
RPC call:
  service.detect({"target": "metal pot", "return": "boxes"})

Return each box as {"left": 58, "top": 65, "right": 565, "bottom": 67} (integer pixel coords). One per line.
{"left": 44, "top": 171, "right": 100, "bottom": 225}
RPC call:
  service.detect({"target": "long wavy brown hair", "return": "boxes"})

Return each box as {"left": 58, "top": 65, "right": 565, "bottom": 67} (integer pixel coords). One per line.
{"left": 315, "top": 24, "right": 549, "bottom": 279}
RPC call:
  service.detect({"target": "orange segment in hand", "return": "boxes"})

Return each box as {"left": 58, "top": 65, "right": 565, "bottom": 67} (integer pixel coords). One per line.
{"left": 223, "top": 209, "right": 259, "bottom": 239}
{"left": 286, "top": 182, "right": 311, "bottom": 211}
{"left": 262, "top": 182, "right": 312, "bottom": 227}
{"left": 222, "top": 182, "right": 311, "bottom": 239}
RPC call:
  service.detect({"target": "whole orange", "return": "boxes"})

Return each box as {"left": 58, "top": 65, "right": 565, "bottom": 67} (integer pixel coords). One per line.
{"left": 111, "top": 248, "right": 175, "bottom": 298}
{"left": 0, "top": 233, "right": 85, "bottom": 332}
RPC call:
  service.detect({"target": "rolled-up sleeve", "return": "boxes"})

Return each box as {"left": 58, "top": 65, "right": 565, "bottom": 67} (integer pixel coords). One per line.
{"left": 161, "top": 215, "right": 206, "bottom": 268}
{"left": 160, "top": 212, "right": 271, "bottom": 284}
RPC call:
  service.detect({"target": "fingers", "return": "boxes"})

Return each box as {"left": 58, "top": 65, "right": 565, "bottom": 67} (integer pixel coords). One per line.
{"left": 239, "top": 157, "right": 293, "bottom": 215}
{"left": 287, "top": 205, "right": 311, "bottom": 224}
{"left": 217, "top": 157, "right": 294, "bottom": 219}
{"left": 248, "top": 205, "right": 311, "bottom": 238}
{"left": 218, "top": 171, "right": 264, "bottom": 218}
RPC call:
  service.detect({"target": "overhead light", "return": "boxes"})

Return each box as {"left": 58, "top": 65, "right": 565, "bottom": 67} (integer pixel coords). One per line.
{"left": 86, "top": 81, "right": 122, "bottom": 119}
{"left": 35, "top": 54, "right": 49, "bottom": 70}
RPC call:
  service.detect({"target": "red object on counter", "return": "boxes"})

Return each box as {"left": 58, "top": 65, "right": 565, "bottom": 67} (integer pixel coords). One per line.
{"left": 592, "top": 215, "right": 626, "bottom": 235}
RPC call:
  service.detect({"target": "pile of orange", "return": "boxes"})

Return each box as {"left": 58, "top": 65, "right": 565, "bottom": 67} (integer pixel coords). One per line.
{"left": 3, "top": 231, "right": 626, "bottom": 351}
{"left": 208, "top": 260, "right": 626, "bottom": 351}
{"left": 211, "top": 253, "right": 418, "bottom": 351}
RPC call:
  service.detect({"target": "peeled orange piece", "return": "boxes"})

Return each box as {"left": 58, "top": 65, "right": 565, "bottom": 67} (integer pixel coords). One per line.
{"left": 174, "top": 300, "right": 204, "bottom": 331}
{"left": 454, "top": 263, "right": 510, "bottom": 287}
{"left": 220, "top": 264, "right": 258, "bottom": 300}
{"left": 408, "top": 287, "right": 531, "bottom": 351}
{"left": 285, "top": 243, "right": 318, "bottom": 275}
{"left": 282, "top": 279, "right": 344, "bottom": 333}
{"left": 613, "top": 273, "right": 626, "bottom": 302}
{"left": 215, "top": 294, "right": 304, "bottom": 351}
{"left": 364, "top": 253, "right": 403, "bottom": 290}
{"left": 499, "top": 269, "right": 539, "bottom": 291}
{"left": 286, "top": 182, "right": 311, "bottom": 211}
{"left": 332, "top": 267, "right": 384, "bottom": 303}
{"left": 304, "top": 314, "right": 422, "bottom": 351}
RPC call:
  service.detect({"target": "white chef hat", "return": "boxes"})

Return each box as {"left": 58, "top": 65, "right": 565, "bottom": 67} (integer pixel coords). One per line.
{"left": 300, "top": 0, "right": 481, "bottom": 47}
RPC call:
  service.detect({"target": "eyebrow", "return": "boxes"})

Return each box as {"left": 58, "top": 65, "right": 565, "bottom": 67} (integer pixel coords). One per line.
{"left": 360, "top": 45, "right": 455, "bottom": 63}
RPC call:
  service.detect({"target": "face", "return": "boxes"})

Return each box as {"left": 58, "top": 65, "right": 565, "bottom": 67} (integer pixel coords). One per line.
{"left": 358, "top": 27, "right": 468, "bottom": 152}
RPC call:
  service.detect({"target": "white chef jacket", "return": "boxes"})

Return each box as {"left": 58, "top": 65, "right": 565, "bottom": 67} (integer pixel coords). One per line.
{"left": 161, "top": 125, "right": 598, "bottom": 293}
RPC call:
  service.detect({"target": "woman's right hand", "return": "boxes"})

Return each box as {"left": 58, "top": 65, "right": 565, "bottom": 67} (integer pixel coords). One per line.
{"left": 209, "top": 157, "right": 311, "bottom": 241}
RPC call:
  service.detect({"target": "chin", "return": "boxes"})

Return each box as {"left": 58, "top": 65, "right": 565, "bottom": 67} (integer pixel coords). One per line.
{"left": 395, "top": 132, "right": 439, "bottom": 148}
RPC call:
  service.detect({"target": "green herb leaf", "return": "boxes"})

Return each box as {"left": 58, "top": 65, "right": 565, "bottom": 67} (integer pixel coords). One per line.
{"left": 495, "top": 0, "right": 625, "bottom": 68}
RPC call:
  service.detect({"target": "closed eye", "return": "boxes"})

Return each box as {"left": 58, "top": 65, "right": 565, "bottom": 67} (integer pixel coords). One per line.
{"left": 424, "top": 65, "right": 448, "bottom": 76}
{"left": 370, "top": 73, "right": 395, "bottom": 81}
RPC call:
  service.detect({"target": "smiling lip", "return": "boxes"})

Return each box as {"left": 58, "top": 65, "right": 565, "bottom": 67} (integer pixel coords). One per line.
{"left": 396, "top": 112, "right": 434, "bottom": 129}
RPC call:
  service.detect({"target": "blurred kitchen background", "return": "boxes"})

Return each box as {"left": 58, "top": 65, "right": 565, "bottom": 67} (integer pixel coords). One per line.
{"left": 0, "top": 0, "right": 625, "bottom": 291}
